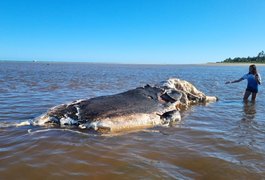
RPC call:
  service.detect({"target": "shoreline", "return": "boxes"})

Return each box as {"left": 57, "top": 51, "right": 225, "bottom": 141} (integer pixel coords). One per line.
{"left": 206, "top": 62, "right": 265, "bottom": 66}
{"left": 1, "top": 60, "right": 265, "bottom": 66}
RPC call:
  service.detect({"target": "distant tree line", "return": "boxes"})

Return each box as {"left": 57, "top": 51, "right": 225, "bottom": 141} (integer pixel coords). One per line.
{"left": 220, "top": 51, "right": 265, "bottom": 63}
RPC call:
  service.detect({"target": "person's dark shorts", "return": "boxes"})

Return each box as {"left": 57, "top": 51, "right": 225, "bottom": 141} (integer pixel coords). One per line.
{"left": 246, "top": 87, "right": 258, "bottom": 93}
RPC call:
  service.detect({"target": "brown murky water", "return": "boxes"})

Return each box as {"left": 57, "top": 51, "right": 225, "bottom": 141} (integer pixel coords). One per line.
{"left": 0, "top": 62, "right": 265, "bottom": 179}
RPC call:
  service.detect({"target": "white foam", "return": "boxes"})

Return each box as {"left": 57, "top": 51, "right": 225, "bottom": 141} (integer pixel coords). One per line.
{"left": 33, "top": 115, "right": 57, "bottom": 126}
{"left": 16, "top": 120, "right": 31, "bottom": 127}
{"left": 78, "top": 121, "right": 100, "bottom": 130}
{"left": 60, "top": 117, "right": 78, "bottom": 126}
{"left": 0, "top": 120, "right": 32, "bottom": 128}
{"left": 27, "top": 128, "right": 98, "bottom": 136}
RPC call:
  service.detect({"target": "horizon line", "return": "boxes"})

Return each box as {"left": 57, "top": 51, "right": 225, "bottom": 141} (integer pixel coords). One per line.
{"left": 0, "top": 59, "right": 214, "bottom": 65}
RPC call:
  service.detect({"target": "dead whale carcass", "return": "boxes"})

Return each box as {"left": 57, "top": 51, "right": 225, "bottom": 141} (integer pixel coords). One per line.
{"left": 34, "top": 78, "right": 217, "bottom": 133}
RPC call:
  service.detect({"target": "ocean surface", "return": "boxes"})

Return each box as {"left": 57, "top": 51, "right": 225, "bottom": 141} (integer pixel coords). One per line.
{"left": 0, "top": 62, "right": 265, "bottom": 179}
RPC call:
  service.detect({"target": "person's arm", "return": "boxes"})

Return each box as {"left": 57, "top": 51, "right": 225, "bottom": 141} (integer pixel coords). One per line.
{"left": 255, "top": 74, "right": 261, "bottom": 85}
{"left": 225, "top": 78, "right": 244, "bottom": 84}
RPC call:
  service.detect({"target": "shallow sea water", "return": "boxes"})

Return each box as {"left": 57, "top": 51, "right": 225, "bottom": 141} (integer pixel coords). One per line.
{"left": 0, "top": 62, "right": 265, "bottom": 179}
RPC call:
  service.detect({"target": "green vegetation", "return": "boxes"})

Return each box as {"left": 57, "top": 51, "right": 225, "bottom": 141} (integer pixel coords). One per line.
{"left": 220, "top": 51, "right": 265, "bottom": 63}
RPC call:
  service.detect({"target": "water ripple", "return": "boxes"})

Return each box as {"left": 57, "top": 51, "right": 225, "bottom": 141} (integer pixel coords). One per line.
{"left": 0, "top": 62, "right": 265, "bottom": 179}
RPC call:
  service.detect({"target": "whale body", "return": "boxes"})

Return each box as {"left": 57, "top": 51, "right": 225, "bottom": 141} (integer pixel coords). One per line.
{"left": 34, "top": 78, "right": 217, "bottom": 133}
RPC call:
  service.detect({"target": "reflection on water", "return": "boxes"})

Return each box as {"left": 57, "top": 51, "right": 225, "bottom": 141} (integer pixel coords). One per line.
{"left": 242, "top": 101, "right": 256, "bottom": 122}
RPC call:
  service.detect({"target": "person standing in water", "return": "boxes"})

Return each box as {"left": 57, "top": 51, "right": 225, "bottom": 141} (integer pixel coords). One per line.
{"left": 226, "top": 64, "right": 261, "bottom": 101}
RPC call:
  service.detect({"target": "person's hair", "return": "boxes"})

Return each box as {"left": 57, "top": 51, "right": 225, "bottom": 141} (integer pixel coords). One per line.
{"left": 249, "top": 64, "right": 257, "bottom": 75}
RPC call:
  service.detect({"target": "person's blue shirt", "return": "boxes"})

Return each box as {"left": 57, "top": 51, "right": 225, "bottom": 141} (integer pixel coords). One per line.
{"left": 242, "top": 73, "right": 261, "bottom": 92}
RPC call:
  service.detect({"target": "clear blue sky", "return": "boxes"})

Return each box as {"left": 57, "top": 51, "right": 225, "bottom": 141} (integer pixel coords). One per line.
{"left": 0, "top": 0, "right": 264, "bottom": 64}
